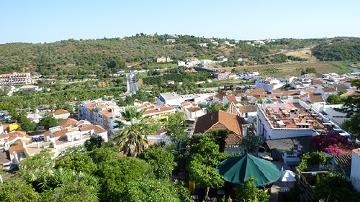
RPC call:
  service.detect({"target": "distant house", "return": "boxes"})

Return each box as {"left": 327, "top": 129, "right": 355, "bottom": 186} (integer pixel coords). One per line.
{"left": 228, "top": 103, "right": 257, "bottom": 122}
{"left": 216, "top": 55, "right": 228, "bottom": 62}
{"left": 166, "top": 39, "right": 176, "bottom": 43}
{"left": 53, "top": 109, "right": 71, "bottom": 120}
{"left": 180, "top": 101, "right": 206, "bottom": 121}
{"left": 194, "top": 111, "right": 246, "bottom": 147}
{"left": 156, "top": 56, "right": 173, "bottom": 63}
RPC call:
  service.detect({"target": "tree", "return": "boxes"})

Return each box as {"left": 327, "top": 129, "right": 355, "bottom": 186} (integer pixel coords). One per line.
{"left": 120, "top": 106, "right": 143, "bottom": 125}
{"left": 188, "top": 136, "right": 226, "bottom": 200}
{"left": 121, "top": 179, "right": 188, "bottom": 202}
{"left": 314, "top": 173, "right": 360, "bottom": 202}
{"left": 38, "top": 116, "right": 58, "bottom": 129}
{"left": 326, "top": 94, "right": 345, "bottom": 104}
{"left": 237, "top": 177, "right": 270, "bottom": 202}
{"left": 165, "top": 112, "right": 187, "bottom": 145}
{"left": 19, "top": 150, "right": 55, "bottom": 192}
{"left": 96, "top": 157, "right": 153, "bottom": 201}
{"left": 342, "top": 79, "right": 360, "bottom": 138}
{"left": 342, "top": 113, "right": 360, "bottom": 138}
{"left": 114, "top": 123, "right": 154, "bottom": 156}
{"left": 113, "top": 107, "right": 158, "bottom": 156}
{"left": 40, "top": 181, "right": 98, "bottom": 202}
{"left": 140, "top": 145, "right": 176, "bottom": 179}
{"left": 84, "top": 135, "right": 104, "bottom": 151}
{"left": 0, "top": 179, "right": 40, "bottom": 202}
{"left": 55, "top": 148, "right": 97, "bottom": 174}
{"left": 17, "top": 113, "right": 36, "bottom": 132}
{"left": 206, "top": 103, "right": 229, "bottom": 113}
{"left": 240, "top": 128, "right": 262, "bottom": 154}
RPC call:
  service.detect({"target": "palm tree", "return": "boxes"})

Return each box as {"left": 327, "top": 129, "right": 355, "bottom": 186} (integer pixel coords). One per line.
{"left": 113, "top": 106, "right": 158, "bottom": 156}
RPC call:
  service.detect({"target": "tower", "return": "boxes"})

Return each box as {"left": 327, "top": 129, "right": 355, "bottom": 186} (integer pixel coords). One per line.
{"left": 126, "top": 69, "right": 138, "bottom": 95}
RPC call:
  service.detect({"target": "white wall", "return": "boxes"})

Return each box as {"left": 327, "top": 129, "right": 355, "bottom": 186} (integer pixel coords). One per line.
{"left": 351, "top": 150, "right": 360, "bottom": 192}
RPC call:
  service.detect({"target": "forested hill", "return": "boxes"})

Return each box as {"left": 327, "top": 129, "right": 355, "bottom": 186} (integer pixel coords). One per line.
{"left": 0, "top": 34, "right": 359, "bottom": 76}
{"left": 312, "top": 37, "right": 360, "bottom": 61}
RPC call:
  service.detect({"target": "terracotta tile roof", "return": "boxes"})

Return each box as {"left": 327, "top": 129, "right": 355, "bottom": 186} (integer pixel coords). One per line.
{"left": 226, "top": 95, "right": 237, "bottom": 103}
{"left": 143, "top": 105, "right": 175, "bottom": 116}
{"left": 54, "top": 129, "right": 68, "bottom": 137}
{"left": 311, "top": 79, "right": 324, "bottom": 85}
{"left": 93, "top": 125, "right": 107, "bottom": 133}
{"left": 101, "top": 109, "right": 113, "bottom": 118}
{"left": 53, "top": 109, "right": 70, "bottom": 116}
{"left": 79, "top": 124, "right": 95, "bottom": 132}
{"left": 322, "top": 87, "right": 336, "bottom": 93}
{"left": 238, "top": 105, "right": 257, "bottom": 113}
{"left": 308, "top": 94, "right": 324, "bottom": 103}
{"left": 180, "top": 101, "right": 192, "bottom": 107}
{"left": 8, "top": 140, "right": 24, "bottom": 154}
{"left": 194, "top": 111, "right": 245, "bottom": 136}
{"left": 78, "top": 124, "right": 106, "bottom": 134}
{"left": 59, "top": 118, "right": 78, "bottom": 128}
{"left": 245, "top": 88, "right": 266, "bottom": 97}
{"left": 214, "top": 92, "right": 226, "bottom": 100}
{"left": 271, "top": 89, "right": 300, "bottom": 96}
{"left": 0, "top": 131, "right": 28, "bottom": 142}
{"left": 186, "top": 107, "right": 201, "bottom": 112}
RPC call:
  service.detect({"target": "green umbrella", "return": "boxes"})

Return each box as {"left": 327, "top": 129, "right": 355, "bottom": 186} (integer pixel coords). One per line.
{"left": 218, "top": 153, "right": 281, "bottom": 186}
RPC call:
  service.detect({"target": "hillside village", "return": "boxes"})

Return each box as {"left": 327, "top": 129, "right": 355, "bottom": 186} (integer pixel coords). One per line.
{"left": 0, "top": 52, "right": 359, "bottom": 201}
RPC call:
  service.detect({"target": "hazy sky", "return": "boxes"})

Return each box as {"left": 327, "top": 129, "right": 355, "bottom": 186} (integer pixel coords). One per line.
{"left": 1, "top": 0, "right": 360, "bottom": 43}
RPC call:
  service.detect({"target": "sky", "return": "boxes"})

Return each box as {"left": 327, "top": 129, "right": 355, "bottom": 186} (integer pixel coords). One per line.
{"left": 1, "top": 0, "right": 360, "bottom": 43}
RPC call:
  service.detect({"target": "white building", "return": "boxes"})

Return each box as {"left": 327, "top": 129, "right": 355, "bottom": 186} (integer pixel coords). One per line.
{"left": 78, "top": 100, "right": 123, "bottom": 134}
{"left": 311, "top": 103, "right": 348, "bottom": 125}
{"left": 52, "top": 109, "right": 71, "bottom": 120}
{"left": 256, "top": 100, "right": 321, "bottom": 140}
{"left": 180, "top": 101, "right": 206, "bottom": 121}
{"left": 351, "top": 148, "right": 360, "bottom": 192}
{"left": 255, "top": 78, "right": 285, "bottom": 93}
{"left": 157, "top": 92, "right": 214, "bottom": 107}
{"left": 0, "top": 72, "right": 32, "bottom": 86}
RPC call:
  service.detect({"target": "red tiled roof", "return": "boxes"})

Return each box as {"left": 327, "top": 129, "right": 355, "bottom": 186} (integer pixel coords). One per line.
{"left": 53, "top": 109, "right": 70, "bottom": 116}
{"left": 59, "top": 118, "right": 78, "bottom": 128}
{"left": 246, "top": 88, "right": 266, "bottom": 97}
{"left": 8, "top": 140, "right": 24, "bottom": 154}
{"left": 238, "top": 105, "right": 257, "bottom": 113}
{"left": 226, "top": 95, "right": 237, "bottom": 103}
{"left": 308, "top": 94, "right": 324, "bottom": 103}
{"left": 194, "top": 111, "right": 245, "bottom": 136}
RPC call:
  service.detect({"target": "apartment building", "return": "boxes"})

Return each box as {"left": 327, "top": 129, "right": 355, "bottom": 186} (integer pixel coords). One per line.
{"left": 0, "top": 72, "right": 32, "bottom": 85}
{"left": 78, "top": 100, "right": 123, "bottom": 134}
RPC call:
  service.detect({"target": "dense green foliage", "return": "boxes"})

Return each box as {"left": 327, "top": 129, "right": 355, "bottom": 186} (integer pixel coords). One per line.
{"left": 139, "top": 145, "right": 176, "bottom": 179}
{"left": 143, "top": 71, "right": 211, "bottom": 85}
{"left": 38, "top": 116, "right": 58, "bottom": 130}
{"left": 326, "top": 94, "right": 345, "bottom": 104}
{"left": 1, "top": 34, "right": 345, "bottom": 76}
{"left": 0, "top": 179, "right": 40, "bottom": 202}
{"left": 312, "top": 38, "right": 360, "bottom": 61}
{"left": 165, "top": 112, "right": 187, "bottom": 145}
{"left": 296, "top": 152, "right": 330, "bottom": 173}
{"left": 314, "top": 172, "right": 360, "bottom": 202}
{"left": 341, "top": 79, "right": 360, "bottom": 137}
{"left": 237, "top": 177, "right": 270, "bottom": 202}
{"left": 0, "top": 144, "right": 191, "bottom": 202}
{"left": 188, "top": 136, "right": 226, "bottom": 200}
